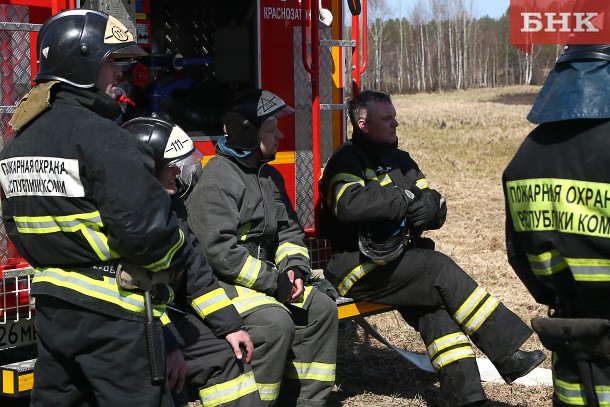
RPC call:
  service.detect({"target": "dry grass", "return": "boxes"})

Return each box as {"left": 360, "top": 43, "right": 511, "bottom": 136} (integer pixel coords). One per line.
{"left": 328, "top": 85, "right": 554, "bottom": 407}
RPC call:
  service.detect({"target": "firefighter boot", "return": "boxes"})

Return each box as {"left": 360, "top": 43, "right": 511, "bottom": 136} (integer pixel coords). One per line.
{"left": 498, "top": 349, "right": 546, "bottom": 384}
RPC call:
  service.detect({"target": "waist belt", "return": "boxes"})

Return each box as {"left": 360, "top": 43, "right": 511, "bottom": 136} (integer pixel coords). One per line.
{"left": 241, "top": 241, "right": 269, "bottom": 262}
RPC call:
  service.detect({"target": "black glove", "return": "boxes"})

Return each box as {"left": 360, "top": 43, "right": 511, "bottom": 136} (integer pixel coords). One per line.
{"left": 406, "top": 188, "right": 444, "bottom": 232}
{"left": 425, "top": 189, "right": 447, "bottom": 230}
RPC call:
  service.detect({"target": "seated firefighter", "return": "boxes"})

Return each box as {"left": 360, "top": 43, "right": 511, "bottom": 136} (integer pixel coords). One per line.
{"left": 185, "top": 89, "right": 338, "bottom": 407}
{"left": 318, "top": 90, "right": 546, "bottom": 407}
{"left": 122, "top": 116, "right": 261, "bottom": 407}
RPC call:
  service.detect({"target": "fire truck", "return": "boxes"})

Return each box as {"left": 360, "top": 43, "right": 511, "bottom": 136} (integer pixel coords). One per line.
{"left": 0, "top": 0, "right": 369, "bottom": 399}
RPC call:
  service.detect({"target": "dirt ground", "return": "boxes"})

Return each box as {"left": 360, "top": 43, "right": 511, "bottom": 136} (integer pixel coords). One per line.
{"left": 327, "top": 85, "right": 554, "bottom": 407}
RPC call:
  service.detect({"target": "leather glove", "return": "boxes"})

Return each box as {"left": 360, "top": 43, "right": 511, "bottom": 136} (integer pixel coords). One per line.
{"left": 406, "top": 188, "right": 444, "bottom": 232}
{"left": 116, "top": 261, "right": 178, "bottom": 292}
{"left": 425, "top": 189, "right": 447, "bottom": 230}
{"left": 275, "top": 269, "right": 303, "bottom": 303}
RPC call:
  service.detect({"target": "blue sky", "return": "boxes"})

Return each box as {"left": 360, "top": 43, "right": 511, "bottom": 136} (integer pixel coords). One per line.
{"left": 386, "top": 0, "right": 509, "bottom": 20}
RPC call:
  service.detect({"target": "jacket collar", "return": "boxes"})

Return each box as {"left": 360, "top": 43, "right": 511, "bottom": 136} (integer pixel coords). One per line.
{"left": 53, "top": 85, "right": 122, "bottom": 121}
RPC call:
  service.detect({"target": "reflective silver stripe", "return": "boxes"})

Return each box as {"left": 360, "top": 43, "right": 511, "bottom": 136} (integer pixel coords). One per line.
{"left": 337, "top": 261, "right": 378, "bottom": 296}
{"left": 453, "top": 286, "right": 486, "bottom": 324}
{"left": 284, "top": 361, "right": 336, "bottom": 382}
{"left": 192, "top": 288, "right": 232, "bottom": 319}
{"left": 235, "top": 255, "right": 262, "bottom": 288}
{"left": 554, "top": 376, "right": 610, "bottom": 405}
{"left": 363, "top": 168, "right": 377, "bottom": 180}
{"left": 275, "top": 242, "right": 309, "bottom": 263}
{"left": 527, "top": 250, "right": 567, "bottom": 276}
{"left": 461, "top": 296, "right": 499, "bottom": 335}
{"left": 146, "top": 229, "right": 185, "bottom": 272}
{"left": 230, "top": 287, "right": 285, "bottom": 315}
{"left": 431, "top": 346, "right": 475, "bottom": 371}
{"left": 257, "top": 381, "right": 281, "bottom": 401}
{"left": 416, "top": 178, "right": 429, "bottom": 189}
{"left": 199, "top": 370, "right": 258, "bottom": 407}
{"left": 378, "top": 173, "right": 392, "bottom": 186}
{"left": 427, "top": 332, "right": 470, "bottom": 359}
{"left": 33, "top": 268, "right": 157, "bottom": 314}
{"left": 566, "top": 258, "right": 610, "bottom": 282}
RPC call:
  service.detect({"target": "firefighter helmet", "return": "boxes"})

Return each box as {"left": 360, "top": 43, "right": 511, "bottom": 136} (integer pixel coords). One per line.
{"left": 556, "top": 44, "right": 610, "bottom": 64}
{"left": 358, "top": 223, "right": 409, "bottom": 266}
{"left": 223, "top": 89, "right": 294, "bottom": 151}
{"left": 34, "top": 9, "right": 147, "bottom": 88}
{"left": 121, "top": 116, "right": 204, "bottom": 197}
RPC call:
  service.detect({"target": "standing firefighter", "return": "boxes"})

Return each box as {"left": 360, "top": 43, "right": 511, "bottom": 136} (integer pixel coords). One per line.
{"left": 319, "top": 90, "right": 546, "bottom": 407}
{"left": 122, "top": 116, "right": 261, "bottom": 407}
{"left": 0, "top": 10, "right": 194, "bottom": 406}
{"left": 504, "top": 44, "right": 610, "bottom": 406}
{"left": 186, "top": 89, "right": 338, "bottom": 407}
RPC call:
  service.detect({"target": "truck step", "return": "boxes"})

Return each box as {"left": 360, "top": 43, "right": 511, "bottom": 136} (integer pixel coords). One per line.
{"left": 1, "top": 359, "right": 35, "bottom": 397}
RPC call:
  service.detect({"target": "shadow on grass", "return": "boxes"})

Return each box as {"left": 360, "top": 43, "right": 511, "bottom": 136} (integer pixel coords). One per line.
{"left": 490, "top": 92, "right": 538, "bottom": 106}
{"left": 328, "top": 322, "right": 525, "bottom": 407}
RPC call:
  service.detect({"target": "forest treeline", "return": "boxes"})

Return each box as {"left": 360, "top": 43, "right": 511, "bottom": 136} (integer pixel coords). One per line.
{"left": 353, "top": 0, "right": 561, "bottom": 93}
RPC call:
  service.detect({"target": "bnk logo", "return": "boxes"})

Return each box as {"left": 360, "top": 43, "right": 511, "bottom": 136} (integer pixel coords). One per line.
{"left": 510, "top": 0, "right": 610, "bottom": 45}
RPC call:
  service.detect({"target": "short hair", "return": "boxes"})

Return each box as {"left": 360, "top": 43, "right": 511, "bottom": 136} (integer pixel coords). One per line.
{"left": 346, "top": 90, "right": 392, "bottom": 128}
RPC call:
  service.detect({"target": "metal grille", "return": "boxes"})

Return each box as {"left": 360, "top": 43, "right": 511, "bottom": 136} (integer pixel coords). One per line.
{"left": 0, "top": 5, "right": 32, "bottom": 277}
{"left": 1, "top": 4, "right": 31, "bottom": 145}
{"left": 0, "top": 268, "right": 34, "bottom": 324}
{"left": 294, "top": 27, "right": 314, "bottom": 230}
{"left": 306, "top": 237, "right": 332, "bottom": 272}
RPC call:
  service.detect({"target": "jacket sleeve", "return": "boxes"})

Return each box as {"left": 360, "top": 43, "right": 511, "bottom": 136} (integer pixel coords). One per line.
{"left": 187, "top": 160, "right": 279, "bottom": 296}
{"left": 172, "top": 197, "right": 244, "bottom": 337}
{"left": 89, "top": 131, "right": 194, "bottom": 274}
{"left": 268, "top": 168, "right": 311, "bottom": 280}
{"left": 320, "top": 145, "right": 408, "bottom": 225}
{"left": 504, "top": 182, "right": 555, "bottom": 305}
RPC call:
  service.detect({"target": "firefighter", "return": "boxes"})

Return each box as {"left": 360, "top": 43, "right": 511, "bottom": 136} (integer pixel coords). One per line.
{"left": 185, "top": 89, "right": 338, "bottom": 407}
{"left": 0, "top": 9, "right": 194, "bottom": 406}
{"left": 503, "top": 44, "right": 610, "bottom": 406}
{"left": 122, "top": 116, "right": 262, "bottom": 407}
{"left": 318, "top": 90, "right": 546, "bottom": 407}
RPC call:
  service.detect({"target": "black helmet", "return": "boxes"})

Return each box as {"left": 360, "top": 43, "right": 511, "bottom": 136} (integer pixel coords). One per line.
{"left": 223, "top": 89, "right": 294, "bottom": 151}
{"left": 121, "top": 116, "right": 204, "bottom": 197}
{"left": 556, "top": 44, "right": 610, "bottom": 64}
{"left": 34, "top": 9, "right": 147, "bottom": 88}
{"left": 358, "top": 223, "right": 409, "bottom": 266}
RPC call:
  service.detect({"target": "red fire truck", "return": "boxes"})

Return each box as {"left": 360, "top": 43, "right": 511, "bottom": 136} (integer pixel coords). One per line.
{"left": 0, "top": 0, "right": 369, "bottom": 399}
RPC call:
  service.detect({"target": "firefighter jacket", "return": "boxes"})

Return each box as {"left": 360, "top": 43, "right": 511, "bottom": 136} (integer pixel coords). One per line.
{"left": 186, "top": 146, "right": 314, "bottom": 315}
{"left": 503, "top": 119, "right": 610, "bottom": 318}
{"left": 0, "top": 84, "right": 194, "bottom": 321}
{"left": 318, "top": 131, "right": 443, "bottom": 296}
{"left": 169, "top": 195, "right": 244, "bottom": 339}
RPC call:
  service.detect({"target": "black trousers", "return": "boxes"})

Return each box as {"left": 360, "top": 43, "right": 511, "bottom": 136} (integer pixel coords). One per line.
{"left": 30, "top": 295, "right": 172, "bottom": 407}
{"left": 344, "top": 248, "right": 533, "bottom": 406}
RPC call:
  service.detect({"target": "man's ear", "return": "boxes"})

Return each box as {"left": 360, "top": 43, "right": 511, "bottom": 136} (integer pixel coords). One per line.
{"left": 357, "top": 118, "right": 368, "bottom": 133}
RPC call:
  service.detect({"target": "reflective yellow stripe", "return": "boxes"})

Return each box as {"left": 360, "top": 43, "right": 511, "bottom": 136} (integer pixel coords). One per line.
{"left": 527, "top": 250, "right": 567, "bottom": 277}
{"left": 13, "top": 211, "right": 119, "bottom": 261}
{"left": 363, "top": 168, "right": 377, "bottom": 180}
{"left": 33, "top": 268, "right": 163, "bottom": 316}
{"left": 506, "top": 178, "right": 610, "bottom": 238}
{"left": 554, "top": 376, "right": 610, "bottom": 405}
{"left": 160, "top": 312, "right": 171, "bottom": 325}
{"left": 332, "top": 182, "right": 361, "bottom": 215}
{"left": 337, "top": 261, "right": 378, "bottom": 296}
{"left": 235, "top": 255, "right": 262, "bottom": 288}
{"left": 257, "top": 381, "right": 281, "bottom": 401}
{"left": 285, "top": 285, "right": 314, "bottom": 309}
{"left": 527, "top": 251, "right": 610, "bottom": 282}
{"left": 238, "top": 223, "right": 251, "bottom": 242}
{"left": 145, "top": 229, "right": 185, "bottom": 272}
{"left": 285, "top": 361, "right": 336, "bottom": 382}
{"left": 431, "top": 346, "right": 475, "bottom": 371}
{"left": 378, "top": 173, "right": 392, "bottom": 186}
{"left": 199, "top": 371, "right": 258, "bottom": 407}
{"left": 329, "top": 172, "right": 365, "bottom": 215}
{"left": 192, "top": 288, "right": 232, "bottom": 320}
{"left": 427, "top": 332, "right": 470, "bottom": 359}
{"left": 230, "top": 287, "right": 285, "bottom": 315}
{"left": 275, "top": 242, "right": 309, "bottom": 264}
{"left": 461, "top": 296, "right": 499, "bottom": 335}
{"left": 416, "top": 178, "right": 429, "bottom": 190}
{"left": 453, "top": 286, "right": 486, "bottom": 324}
